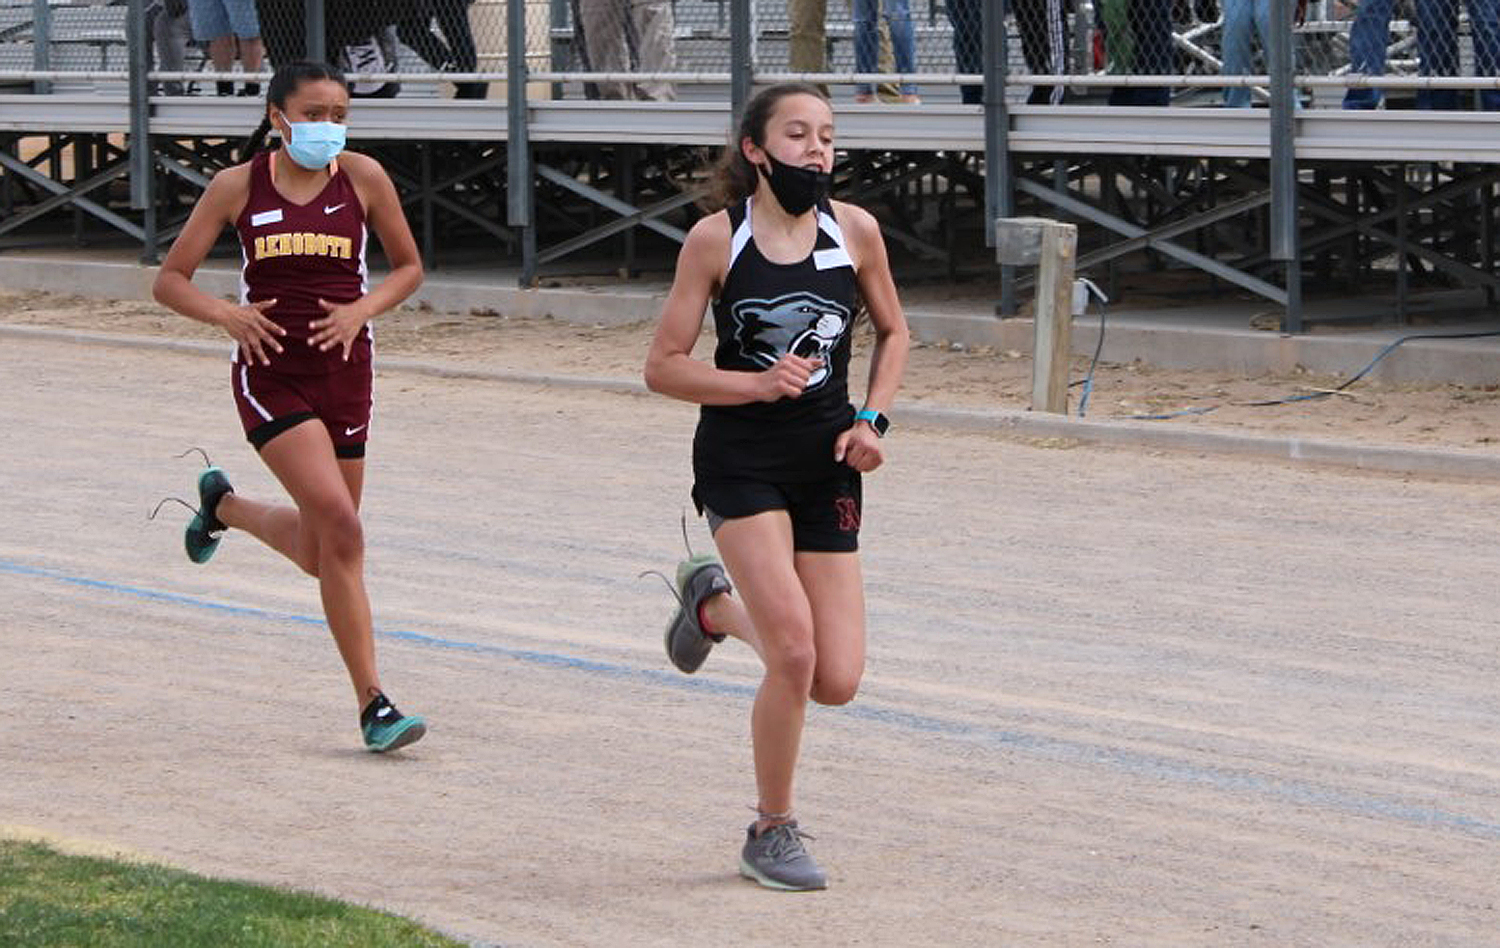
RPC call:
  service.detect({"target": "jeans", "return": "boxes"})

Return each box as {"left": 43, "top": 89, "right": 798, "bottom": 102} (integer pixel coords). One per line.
{"left": 1221, "top": 0, "right": 1271, "bottom": 105}
{"left": 1344, "top": 0, "right": 1500, "bottom": 109}
{"left": 854, "top": 0, "right": 918, "bottom": 94}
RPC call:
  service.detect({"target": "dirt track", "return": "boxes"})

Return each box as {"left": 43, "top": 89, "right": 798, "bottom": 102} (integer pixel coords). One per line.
{"left": 3, "top": 332, "right": 1499, "bottom": 947}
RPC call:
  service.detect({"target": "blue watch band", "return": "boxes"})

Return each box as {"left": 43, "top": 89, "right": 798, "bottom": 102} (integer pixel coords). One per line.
{"left": 856, "top": 409, "right": 881, "bottom": 423}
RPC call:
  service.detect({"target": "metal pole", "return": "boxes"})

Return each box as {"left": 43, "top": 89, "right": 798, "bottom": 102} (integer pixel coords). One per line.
{"left": 729, "top": 0, "right": 752, "bottom": 121}
{"left": 32, "top": 0, "right": 51, "bottom": 94}
{"left": 1268, "top": 0, "right": 1301, "bottom": 330}
{"left": 1396, "top": 164, "right": 1409, "bottom": 323}
{"left": 507, "top": 0, "right": 537, "bottom": 285}
{"left": 986, "top": 0, "right": 1017, "bottom": 314}
{"left": 1483, "top": 175, "right": 1495, "bottom": 305}
{"left": 305, "top": 0, "right": 326, "bottom": 61}
{"left": 421, "top": 143, "right": 435, "bottom": 266}
{"left": 127, "top": 0, "right": 157, "bottom": 262}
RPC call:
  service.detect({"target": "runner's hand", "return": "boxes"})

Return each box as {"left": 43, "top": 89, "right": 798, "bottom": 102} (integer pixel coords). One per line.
{"left": 310, "top": 298, "right": 371, "bottom": 362}
{"left": 216, "top": 298, "right": 284, "bottom": 366}
{"left": 835, "top": 422, "right": 884, "bottom": 472}
{"left": 756, "top": 354, "right": 823, "bottom": 401}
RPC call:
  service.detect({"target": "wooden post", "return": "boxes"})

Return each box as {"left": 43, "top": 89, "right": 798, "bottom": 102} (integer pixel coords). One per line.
{"left": 995, "top": 217, "right": 1078, "bottom": 414}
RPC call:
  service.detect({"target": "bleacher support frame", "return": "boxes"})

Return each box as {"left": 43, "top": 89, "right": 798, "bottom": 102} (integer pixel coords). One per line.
{"left": 4, "top": 0, "right": 1500, "bottom": 327}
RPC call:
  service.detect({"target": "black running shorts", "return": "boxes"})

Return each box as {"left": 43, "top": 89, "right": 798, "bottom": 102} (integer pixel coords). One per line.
{"left": 692, "top": 469, "right": 862, "bottom": 553}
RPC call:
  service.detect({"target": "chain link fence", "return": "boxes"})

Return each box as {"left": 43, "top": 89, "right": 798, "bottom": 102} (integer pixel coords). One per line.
{"left": 2, "top": 0, "right": 1499, "bottom": 106}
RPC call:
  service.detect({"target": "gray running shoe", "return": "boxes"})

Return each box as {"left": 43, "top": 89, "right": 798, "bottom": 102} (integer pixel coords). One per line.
{"left": 739, "top": 821, "right": 828, "bottom": 891}
{"left": 664, "top": 554, "right": 731, "bottom": 674}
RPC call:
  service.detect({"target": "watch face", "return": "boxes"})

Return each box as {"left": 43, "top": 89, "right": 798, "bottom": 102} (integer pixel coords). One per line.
{"left": 869, "top": 413, "right": 889, "bottom": 437}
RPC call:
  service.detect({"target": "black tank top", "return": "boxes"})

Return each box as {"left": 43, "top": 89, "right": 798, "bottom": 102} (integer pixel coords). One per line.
{"left": 693, "top": 197, "right": 860, "bottom": 483}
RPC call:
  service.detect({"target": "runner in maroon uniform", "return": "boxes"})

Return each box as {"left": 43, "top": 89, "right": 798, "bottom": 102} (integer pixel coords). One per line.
{"left": 153, "top": 61, "right": 427, "bottom": 752}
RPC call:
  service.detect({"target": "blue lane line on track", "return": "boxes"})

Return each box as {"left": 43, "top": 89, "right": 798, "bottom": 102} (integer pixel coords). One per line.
{"left": 5, "top": 556, "right": 1499, "bottom": 842}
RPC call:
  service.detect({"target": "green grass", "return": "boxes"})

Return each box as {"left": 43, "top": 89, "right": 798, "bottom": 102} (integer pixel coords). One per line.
{"left": 0, "top": 839, "right": 467, "bottom": 948}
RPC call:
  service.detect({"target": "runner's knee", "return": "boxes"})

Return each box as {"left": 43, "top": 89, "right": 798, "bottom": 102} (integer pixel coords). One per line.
{"left": 309, "top": 504, "right": 363, "bottom": 563}
{"left": 763, "top": 631, "right": 817, "bottom": 689}
{"left": 810, "top": 669, "right": 861, "bottom": 706}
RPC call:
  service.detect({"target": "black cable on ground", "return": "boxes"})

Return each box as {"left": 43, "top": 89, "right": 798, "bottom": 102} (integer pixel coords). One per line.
{"left": 1122, "top": 328, "right": 1500, "bottom": 421}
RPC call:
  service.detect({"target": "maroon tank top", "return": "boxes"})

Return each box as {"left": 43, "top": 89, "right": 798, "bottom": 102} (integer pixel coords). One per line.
{"left": 234, "top": 150, "right": 370, "bottom": 374}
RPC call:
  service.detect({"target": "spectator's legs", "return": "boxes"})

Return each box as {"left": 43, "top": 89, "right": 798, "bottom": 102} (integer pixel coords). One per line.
{"left": 249, "top": 0, "right": 300, "bottom": 71}
{"left": 1343, "top": 0, "right": 1393, "bottom": 107}
{"left": 1468, "top": 0, "right": 1500, "bottom": 108}
{"left": 1250, "top": 0, "right": 1295, "bottom": 108}
{"left": 239, "top": 37, "right": 264, "bottom": 95}
{"left": 632, "top": 0, "right": 677, "bottom": 101}
{"left": 876, "top": 15, "right": 902, "bottom": 101}
{"left": 946, "top": 0, "right": 982, "bottom": 103}
{"left": 1129, "top": 0, "right": 1173, "bottom": 104}
{"left": 1100, "top": 0, "right": 1136, "bottom": 103}
{"left": 578, "top": 0, "right": 630, "bottom": 98}
{"left": 789, "top": 0, "right": 830, "bottom": 84}
{"left": 146, "top": 2, "right": 164, "bottom": 94}
{"left": 398, "top": 15, "right": 457, "bottom": 72}
{"left": 879, "top": 0, "right": 919, "bottom": 97}
{"left": 1415, "top": 0, "right": 1460, "bottom": 108}
{"left": 853, "top": 0, "right": 879, "bottom": 97}
{"left": 223, "top": 0, "right": 262, "bottom": 94}
{"left": 440, "top": 0, "right": 486, "bottom": 99}
{"left": 158, "top": 5, "right": 192, "bottom": 94}
{"left": 208, "top": 36, "right": 237, "bottom": 95}
{"left": 1016, "top": 0, "right": 1066, "bottom": 104}
{"left": 1221, "top": 0, "right": 1255, "bottom": 106}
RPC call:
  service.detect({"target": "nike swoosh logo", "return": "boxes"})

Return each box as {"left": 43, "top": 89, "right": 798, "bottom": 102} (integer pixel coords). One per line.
{"left": 324, "top": 203, "right": 346, "bottom": 215}
{"left": 344, "top": 424, "right": 366, "bottom": 436}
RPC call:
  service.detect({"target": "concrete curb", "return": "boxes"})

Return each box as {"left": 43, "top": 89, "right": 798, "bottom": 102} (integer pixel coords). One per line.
{"left": 4, "top": 254, "right": 1500, "bottom": 383}
{"left": 5, "top": 322, "right": 1498, "bottom": 482}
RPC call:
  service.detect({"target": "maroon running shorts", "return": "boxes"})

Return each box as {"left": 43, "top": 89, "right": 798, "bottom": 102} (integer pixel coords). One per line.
{"left": 230, "top": 359, "right": 373, "bottom": 458}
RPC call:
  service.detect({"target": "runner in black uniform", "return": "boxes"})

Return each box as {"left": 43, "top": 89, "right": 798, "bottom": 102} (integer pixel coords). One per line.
{"left": 152, "top": 62, "right": 428, "bottom": 752}
{"left": 644, "top": 83, "right": 910, "bottom": 890}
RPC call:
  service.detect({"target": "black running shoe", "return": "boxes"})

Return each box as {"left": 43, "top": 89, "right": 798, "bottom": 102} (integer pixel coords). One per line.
{"left": 185, "top": 467, "right": 233, "bottom": 564}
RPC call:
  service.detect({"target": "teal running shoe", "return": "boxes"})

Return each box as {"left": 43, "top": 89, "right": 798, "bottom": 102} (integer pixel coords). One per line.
{"left": 361, "top": 693, "right": 427, "bottom": 753}
{"left": 185, "top": 466, "right": 233, "bottom": 564}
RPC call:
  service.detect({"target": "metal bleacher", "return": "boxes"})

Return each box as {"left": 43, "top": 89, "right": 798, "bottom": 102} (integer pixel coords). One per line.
{"left": 5, "top": 0, "right": 1500, "bottom": 329}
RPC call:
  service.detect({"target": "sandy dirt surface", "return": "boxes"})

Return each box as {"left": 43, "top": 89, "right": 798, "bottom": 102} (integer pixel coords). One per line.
{"left": 2, "top": 330, "right": 1499, "bottom": 947}
{"left": 1, "top": 288, "right": 1497, "bottom": 453}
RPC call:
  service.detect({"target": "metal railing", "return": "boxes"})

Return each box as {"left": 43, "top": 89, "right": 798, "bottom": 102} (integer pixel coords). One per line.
{"left": 7, "top": 0, "right": 1500, "bottom": 329}
{"left": 2, "top": 0, "right": 1500, "bottom": 104}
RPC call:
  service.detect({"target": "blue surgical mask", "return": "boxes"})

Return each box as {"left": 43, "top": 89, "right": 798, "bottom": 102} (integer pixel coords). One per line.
{"left": 280, "top": 119, "right": 346, "bottom": 170}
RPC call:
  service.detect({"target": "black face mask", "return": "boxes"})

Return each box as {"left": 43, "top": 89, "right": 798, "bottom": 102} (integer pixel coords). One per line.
{"left": 758, "top": 153, "right": 831, "bottom": 217}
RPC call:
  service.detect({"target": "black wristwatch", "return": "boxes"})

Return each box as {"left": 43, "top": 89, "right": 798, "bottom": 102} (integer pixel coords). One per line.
{"left": 856, "top": 408, "right": 890, "bottom": 438}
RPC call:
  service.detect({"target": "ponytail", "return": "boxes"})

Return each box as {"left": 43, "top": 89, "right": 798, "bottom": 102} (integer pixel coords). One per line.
{"left": 239, "top": 117, "right": 273, "bottom": 163}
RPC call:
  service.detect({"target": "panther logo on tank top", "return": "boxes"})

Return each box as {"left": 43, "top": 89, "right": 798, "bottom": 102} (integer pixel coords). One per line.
{"left": 727, "top": 291, "right": 851, "bottom": 392}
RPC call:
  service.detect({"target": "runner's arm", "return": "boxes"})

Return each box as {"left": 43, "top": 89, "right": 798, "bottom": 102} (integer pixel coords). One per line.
{"left": 309, "top": 154, "right": 424, "bottom": 357}
{"left": 337, "top": 153, "right": 423, "bottom": 319}
{"left": 152, "top": 166, "right": 287, "bottom": 364}
{"left": 152, "top": 166, "right": 257, "bottom": 326}
{"left": 844, "top": 203, "right": 909, "bottom": 418}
